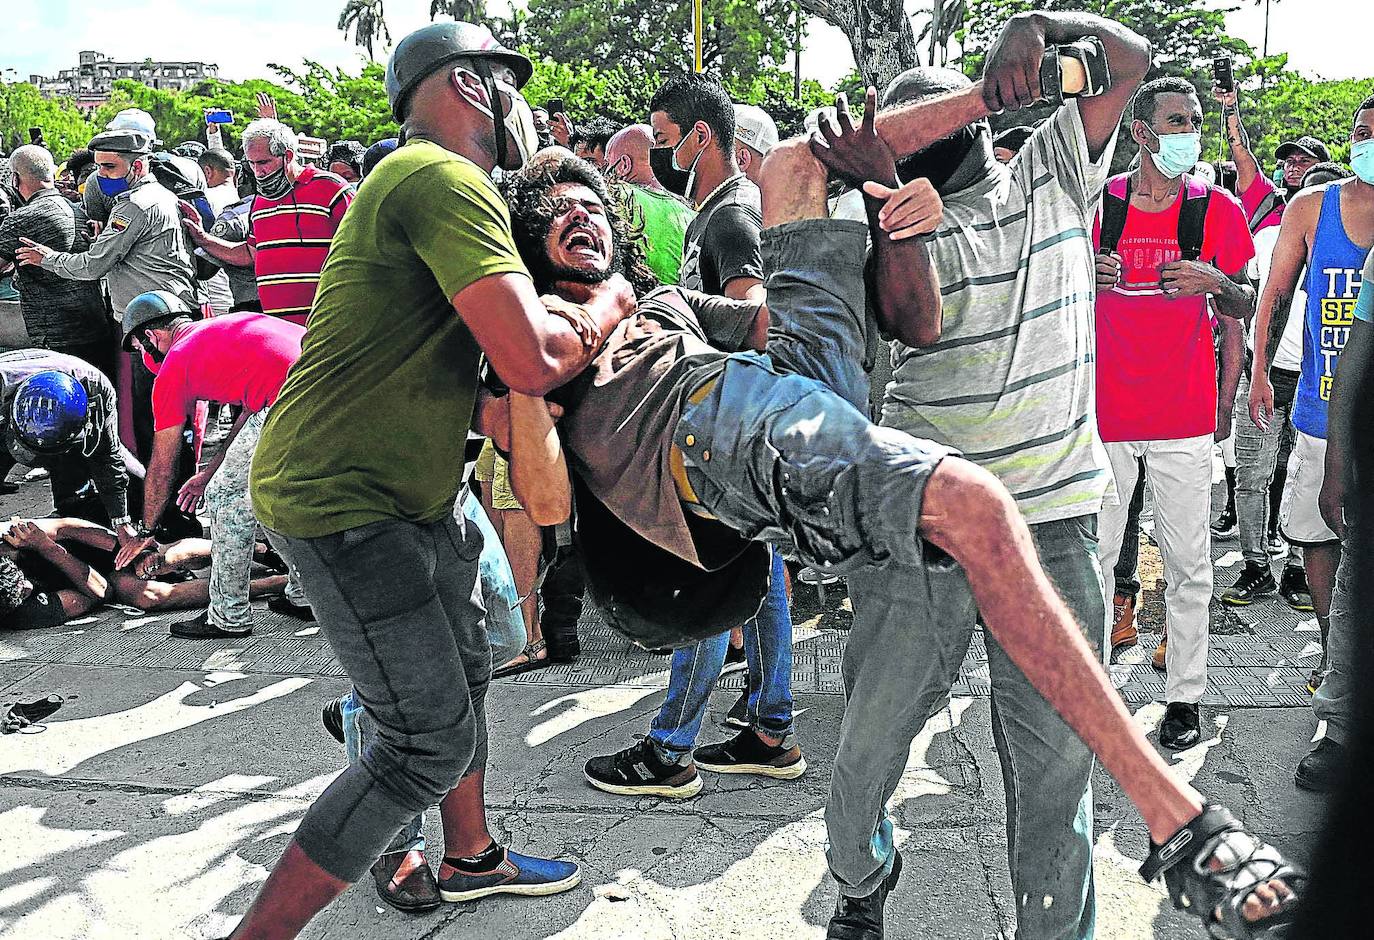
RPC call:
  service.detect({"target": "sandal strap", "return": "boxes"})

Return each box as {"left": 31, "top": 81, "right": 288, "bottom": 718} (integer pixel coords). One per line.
{"left": 1141, "top": 804, "right": 1240, "bottom": 883}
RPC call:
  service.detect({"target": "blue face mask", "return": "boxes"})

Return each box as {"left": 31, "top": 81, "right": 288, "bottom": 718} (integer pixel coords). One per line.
{"left": 1350, "top": 139, "right": 1374, "bottom": 185}
{"left": 95, "top": 166, "right": 134, "bottom": 197}
{"left": 1143, "top": 126, "right": 1202, "bottom": 180}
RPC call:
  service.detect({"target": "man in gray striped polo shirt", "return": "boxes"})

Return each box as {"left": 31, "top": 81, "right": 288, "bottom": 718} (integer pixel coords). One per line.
{"left": 825, "top": 11, "right": 1151, "bottom": 939}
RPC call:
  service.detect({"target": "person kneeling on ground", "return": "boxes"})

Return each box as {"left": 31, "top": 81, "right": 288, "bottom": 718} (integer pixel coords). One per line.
{"left": 0, "top": 516, "right": 286, "bottom": 630}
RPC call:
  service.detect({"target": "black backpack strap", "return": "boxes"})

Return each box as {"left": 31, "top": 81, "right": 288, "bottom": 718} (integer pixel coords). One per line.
{"left": 1177, "top": 175, "right": 1211, "bottom": 262}
{"left": 1098, "top": 175, "right": 1131, "bottom": 255}
{"left": 1247, "top": 191, "right": 1283, "bottom": 234}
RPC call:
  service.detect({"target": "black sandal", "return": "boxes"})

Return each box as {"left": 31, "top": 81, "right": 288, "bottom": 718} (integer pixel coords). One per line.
{"left": 1140, "top": 804, "right": 1305, "bottom": 938}
{"left": 492, "top": 638, "right": 550, "bottom": 679}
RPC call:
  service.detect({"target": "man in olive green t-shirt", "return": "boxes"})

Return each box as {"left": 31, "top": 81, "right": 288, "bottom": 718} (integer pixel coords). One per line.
{"left": 233, "top": 23, "right": 635, "bottom": 940}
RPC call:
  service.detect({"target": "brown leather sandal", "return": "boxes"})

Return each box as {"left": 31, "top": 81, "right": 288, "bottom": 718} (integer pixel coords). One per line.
{"left": 370, "top": 850, "right": 441, "bottom": 913}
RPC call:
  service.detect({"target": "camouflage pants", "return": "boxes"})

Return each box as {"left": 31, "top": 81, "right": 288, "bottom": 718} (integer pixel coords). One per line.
{"left": 205, "top": 407, "right": 301, "bottom": 629}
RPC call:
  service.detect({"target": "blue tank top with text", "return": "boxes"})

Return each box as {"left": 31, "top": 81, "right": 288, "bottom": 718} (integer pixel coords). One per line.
{"left": 1293, "top": 183, "right": 1367, "bottom": 439}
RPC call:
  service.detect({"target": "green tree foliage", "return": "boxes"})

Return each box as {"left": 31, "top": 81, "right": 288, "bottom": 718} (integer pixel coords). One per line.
{"left": 1231, "top": 71, "right": 1371, "bottom": 165}
{"left": 522, "top": 0, "right": 796, "bottom": 87}
{"left": 87, "top": 63, "right": 399, "bottom": 154}
{"left": 0, "top": 83, "right": 97, "bottom": 155}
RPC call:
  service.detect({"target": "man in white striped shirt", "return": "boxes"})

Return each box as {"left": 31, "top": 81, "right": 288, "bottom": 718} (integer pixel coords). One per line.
{"left": 825, "top": 11, "right": 1150, "bottom": 939}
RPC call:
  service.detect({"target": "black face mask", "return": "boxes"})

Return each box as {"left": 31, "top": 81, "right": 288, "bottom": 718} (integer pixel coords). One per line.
{"left": 649, "top": 146, "right": 692, "bottom": 198}
{"left": 896, "top": 125, "right": 984, "bottom": 194}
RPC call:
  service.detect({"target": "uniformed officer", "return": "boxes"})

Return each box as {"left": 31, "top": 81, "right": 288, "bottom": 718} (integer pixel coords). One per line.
{"left": 15, "top": 128, "right": 198, "bottom": 315}
{"left": 15, "top": 127, "right": 202, "bottom": 478}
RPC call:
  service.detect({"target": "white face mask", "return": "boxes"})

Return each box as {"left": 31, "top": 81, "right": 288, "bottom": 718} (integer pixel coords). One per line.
{"left": 459, "top": 69, "right": 539, "bottom": 169}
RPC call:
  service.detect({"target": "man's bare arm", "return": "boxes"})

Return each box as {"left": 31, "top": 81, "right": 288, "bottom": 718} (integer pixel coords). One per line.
{"left": 993, "top": 11, "right": 1151, "bottom": 159}
{"left": 1212, "top": 271, "right": 1257, "bottom": 322}
{"left": 507, "top": 393, "right": 571, "bottom": 527}
{"left": 873, "top": 13, "right": 1150, "bottom": 162}
{"left": 867, "top": 180, "right": 944, "bottom": 347}
{"left": 1254, "top": 191, "right": 1319, "bottom": 370}
{"left": 1215, "top": 88, "right": 1259, "bottom": 195}
{"left": 454, "top": 272, "right": 636, "bottom": 397}
{"left": 1216, "top": 315, "right": 1244, "bottom": 442}
{"left": 1320, "top": 317, "right": 1370, "bottom": 537}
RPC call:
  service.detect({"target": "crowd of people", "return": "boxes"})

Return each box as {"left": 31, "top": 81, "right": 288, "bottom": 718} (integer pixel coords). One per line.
{"left": 2, "top": 6, "right": 1371, "bottom": 938}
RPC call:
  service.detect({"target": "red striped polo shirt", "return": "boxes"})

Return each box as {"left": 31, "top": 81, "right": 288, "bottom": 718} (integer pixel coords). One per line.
{"left": 248, "top": 166, "right": 353, "bottom": 325}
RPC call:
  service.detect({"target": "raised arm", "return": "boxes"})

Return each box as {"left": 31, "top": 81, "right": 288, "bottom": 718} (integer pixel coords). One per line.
{"left": 874, "top": 11, "right": 1150, "bottom": 163}
{"left": 1250, "top": 190, "right": 1320, "bottom": 428}
{"left": 1214, "top": 86, "right": 1260, "bottom": 195}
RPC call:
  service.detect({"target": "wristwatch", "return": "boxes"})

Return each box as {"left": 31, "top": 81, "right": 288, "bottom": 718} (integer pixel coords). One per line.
{"left": 110, "top": 515, "right": 132, "bottom": 528}
{"left": 136, "top": 523, "right": 155, "bottom": 540}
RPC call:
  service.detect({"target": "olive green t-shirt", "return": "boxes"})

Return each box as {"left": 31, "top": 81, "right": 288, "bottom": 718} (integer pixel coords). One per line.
{"left": 251, "top": 140, "right": 529, "bottom": 537}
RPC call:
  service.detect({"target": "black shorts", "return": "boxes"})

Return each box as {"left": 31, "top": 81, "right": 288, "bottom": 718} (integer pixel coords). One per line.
{"left": 3, "top": 589, "right": 68, "bottom": 631}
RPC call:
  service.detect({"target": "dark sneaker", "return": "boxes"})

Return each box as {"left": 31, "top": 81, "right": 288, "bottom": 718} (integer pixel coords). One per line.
{"left": 268, "top": 596, "right": 316, "bottom": 622}
{"left": 371, "top": 850, "right": 441, "bottom": 912}
{"left": 1220, "top": 564, "right": 1277, "bottom": 606}
{"left": 826, "top": 850, "right": 903, "bottom": 939}
{"left": 695, "top": 729, "right": 806, "bottom": 780}
{"left": 1279, "top": 566, "right": 1314, "bottom": 612}
{"left": 1294, "top": 738, "right": 1346, "bottom": 792}
{"left": 584, "top": 739, "right": 702, "bottom": 798}
{"left": 722, "top": 686, "right": 750, "bottom": 731}
{"left": 1210, "top": 506, "right": 1238, "bottom": 539}
{"left": 321, "top": 699, "right": 345, "bottom": 744}
{"left": 1159, "top": 701, "right": 1201, "bottom": 750}
{"left": 170, "top": 612, "right": 252, "bottom": 639}
{"left": 722, "top": 643, "right": 747, "bottom": 675}
{"left": 437, "top": 846, "right": 580, "bottom": 902}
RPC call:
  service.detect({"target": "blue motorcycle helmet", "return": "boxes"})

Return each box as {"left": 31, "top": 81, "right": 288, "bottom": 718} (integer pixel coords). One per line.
{"left": 5, "top": 371, "right": 90, "bottom": 466}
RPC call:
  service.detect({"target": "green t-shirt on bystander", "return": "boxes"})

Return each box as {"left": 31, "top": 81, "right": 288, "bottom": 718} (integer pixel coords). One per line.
{"left": 627, "top": 185, "right": 695, "bottom": 286}
{"left": 251, "top": 140, "right": 530, "bottom": 538}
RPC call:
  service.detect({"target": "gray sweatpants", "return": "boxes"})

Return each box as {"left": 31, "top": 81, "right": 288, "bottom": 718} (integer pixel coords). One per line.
{"left": 266, "top": 512, "right": 490, "bottom": 882}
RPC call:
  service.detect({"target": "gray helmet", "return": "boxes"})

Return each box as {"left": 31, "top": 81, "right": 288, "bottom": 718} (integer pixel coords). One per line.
{"left": 88, "top": 129, "right": 154, "bottom": 156}
{"left": 122, "top": 290, "right": 194, "bottom": 350}
{"left": 384, "top": 21, "right": 532, "bottom": 122}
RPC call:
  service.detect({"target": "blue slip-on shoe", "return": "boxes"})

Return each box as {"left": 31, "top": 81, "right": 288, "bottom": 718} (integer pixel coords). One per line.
{"left": 438, "top": 847, "right": 581, "bottom": 902}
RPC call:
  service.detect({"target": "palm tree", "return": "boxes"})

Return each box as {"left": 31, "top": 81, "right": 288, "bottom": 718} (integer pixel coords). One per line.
{"left": 916, "top": 0, "right": 966, "bottom": 68}
{"left": 430, "top": 1, "right": 484, "bottom": 21}
{"left": 338, "top": 0, "right": 391, "bottom": 60}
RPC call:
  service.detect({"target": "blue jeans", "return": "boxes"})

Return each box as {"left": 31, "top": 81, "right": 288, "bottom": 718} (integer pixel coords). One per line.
{"left": 649, "top": 550, "right": 793, "bottom": 760}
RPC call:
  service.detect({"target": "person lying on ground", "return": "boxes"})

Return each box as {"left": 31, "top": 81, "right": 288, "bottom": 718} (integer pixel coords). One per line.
{"left": 0, "top": 516, "right": 286, "bottom": 630}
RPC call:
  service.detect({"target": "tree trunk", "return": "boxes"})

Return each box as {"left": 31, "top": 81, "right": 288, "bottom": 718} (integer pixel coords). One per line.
{"left": 799, "top": 0, "right": 919, "bottom": 91}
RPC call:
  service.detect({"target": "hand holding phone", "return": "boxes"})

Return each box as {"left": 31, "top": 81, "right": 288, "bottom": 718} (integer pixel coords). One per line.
{"left": 1212, "top": 54, "right": 1235, "bottom": 94}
